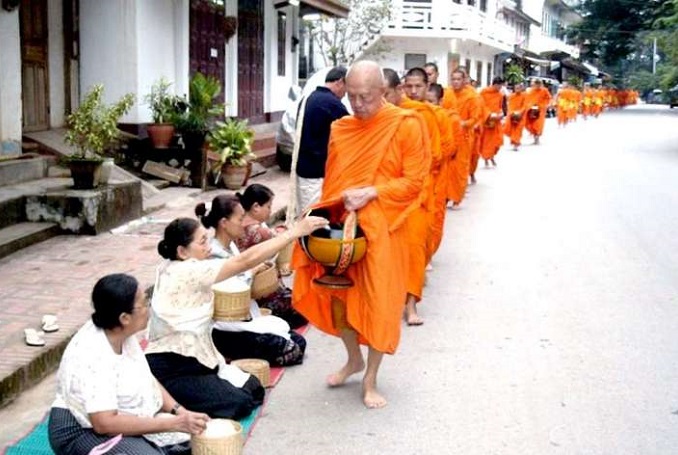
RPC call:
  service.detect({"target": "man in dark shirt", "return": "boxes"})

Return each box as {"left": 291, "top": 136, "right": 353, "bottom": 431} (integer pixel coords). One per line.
{"left": 292, "top": 66, "right": 349, "bottom": 216}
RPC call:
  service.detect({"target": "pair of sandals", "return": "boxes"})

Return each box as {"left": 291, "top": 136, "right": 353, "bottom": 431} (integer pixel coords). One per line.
{"left": 24, "top": 315, "right": 59, "bottom": 347}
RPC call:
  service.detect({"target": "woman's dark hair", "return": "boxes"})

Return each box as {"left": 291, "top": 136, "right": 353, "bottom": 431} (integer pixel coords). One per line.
{"left": 91, "top": 274, "right": 139, "bottom": 330}
{"left": 158, "top": 217, "right": 200, "bottom": 260}
{"left": 195, "top": 195, "right": 241, "bottom": 230}
{"left": 236, "top": 184, "right": 274, "bottom": 211}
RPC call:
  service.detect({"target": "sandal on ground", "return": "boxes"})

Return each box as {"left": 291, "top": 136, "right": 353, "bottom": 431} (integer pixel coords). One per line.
{"left": 24, "top": 328, "right": 46, "bottom": 347}
{"left": 42, "top": 314, "right": 59, "bottom": 333}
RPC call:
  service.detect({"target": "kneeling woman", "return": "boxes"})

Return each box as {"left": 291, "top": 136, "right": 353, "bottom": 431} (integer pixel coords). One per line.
{"left": 48, "top": 274, "right": 209, "bottom": 455}
{"left": 195, "top": 195, "right": 306, "bottom": 366}
{"left": 145, "top": 213, "right": 327, "bottom": 418}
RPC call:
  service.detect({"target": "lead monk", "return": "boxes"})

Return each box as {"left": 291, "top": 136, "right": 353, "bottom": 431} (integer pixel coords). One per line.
{"left": 292, "top": 61, "right": 430, "bottom": 408}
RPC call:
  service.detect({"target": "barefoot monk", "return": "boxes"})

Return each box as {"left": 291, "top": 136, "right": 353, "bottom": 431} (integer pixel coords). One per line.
{"left": 292, "top": 61, "right": 430, "bottom": 409}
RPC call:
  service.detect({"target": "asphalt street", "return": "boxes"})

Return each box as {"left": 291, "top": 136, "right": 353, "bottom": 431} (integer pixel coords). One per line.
{"left": 245, "top": 104, "right": 678, "bottom": 455}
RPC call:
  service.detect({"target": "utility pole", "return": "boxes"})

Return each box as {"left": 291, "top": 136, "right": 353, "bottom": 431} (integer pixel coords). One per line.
{"left": 652, "top": 37, "right": 657, "bottom": 74}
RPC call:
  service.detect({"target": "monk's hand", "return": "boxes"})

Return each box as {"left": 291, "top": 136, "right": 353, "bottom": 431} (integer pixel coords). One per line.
{"left": 342, "top": 187, "right": 378, "bottom": 211}
{"left": 290, "top": 216, "right": 329, "bottom": 238}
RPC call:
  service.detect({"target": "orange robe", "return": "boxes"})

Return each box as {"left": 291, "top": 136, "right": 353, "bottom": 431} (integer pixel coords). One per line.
{"left": 292, "top": 103, "right": 430, "bottom": 354}
{"left": 556, "top": 88, "right": 569, "bottom": 126}
{"left": 504, "top": 91, "right": 528, "bottom": 146}
{"left": 428, "top": 103, "right": 455, "bottom": 260}
{"left": 399, "top": 98, "right": 440, "bottom": 300}
{"left": 442, "top": 88, "right": 467, "bottom": 204}
{"left": 454, "top": 86, "right": 484, "bottom": 178}
{"left": 479, "top": 87, "right": 504, "bottom": 160}
{"left": 525, "top": 86, "right": 551, "bottom": 137}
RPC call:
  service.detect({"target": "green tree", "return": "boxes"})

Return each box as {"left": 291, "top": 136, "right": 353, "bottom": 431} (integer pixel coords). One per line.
{"left": 308, "top": 0, "right": 392, "bottom": 66}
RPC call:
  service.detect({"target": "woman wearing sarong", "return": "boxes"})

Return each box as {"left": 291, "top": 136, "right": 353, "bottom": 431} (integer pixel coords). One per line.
{"left": 48, "top": 274, "right": 209, "bottom": 455}
{"left": 145, "top": 214, "right": 327, "bottom": 417}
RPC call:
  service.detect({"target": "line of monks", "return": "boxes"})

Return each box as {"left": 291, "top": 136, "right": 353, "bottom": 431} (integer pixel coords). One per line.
{"left": 381, "top": 64, "right": 637, "bottom": 324}
{"left": 554, "top": 82, "right": 639, "bottom": 127}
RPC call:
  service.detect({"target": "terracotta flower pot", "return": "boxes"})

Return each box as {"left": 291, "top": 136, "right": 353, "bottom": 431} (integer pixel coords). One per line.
{"left": 147, "top": 123, "right": 175, "bottom": 149}
{"left": 221, "top": 163, "right": 251, "bottom": 190}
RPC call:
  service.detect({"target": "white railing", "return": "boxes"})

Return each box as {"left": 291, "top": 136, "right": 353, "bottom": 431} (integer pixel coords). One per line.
{"left": 384, "top": 0, "right": 516, "bottom": 51}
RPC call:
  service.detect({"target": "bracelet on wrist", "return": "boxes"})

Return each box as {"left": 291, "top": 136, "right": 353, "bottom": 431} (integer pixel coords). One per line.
{"left": 170, "top": 403, "right": 182, "bottom": 415}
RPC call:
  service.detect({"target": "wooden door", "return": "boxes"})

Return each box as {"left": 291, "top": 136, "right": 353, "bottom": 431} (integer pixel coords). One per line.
{"left": 237, "top": 0, "right": 265, "bottom": 123}
{"left": 20, "top": 0, "right": 50, "bottom": 132}
{"left": 190, "top": 0, "right": 227, "bottom": 104}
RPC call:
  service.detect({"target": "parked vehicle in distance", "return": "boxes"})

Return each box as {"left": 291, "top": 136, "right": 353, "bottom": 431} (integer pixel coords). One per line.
{"left": 668, "top": 85, "right": 678, "bottom": 109}
{"left": 275, "top": 68, "right": 351, "bottom": 171}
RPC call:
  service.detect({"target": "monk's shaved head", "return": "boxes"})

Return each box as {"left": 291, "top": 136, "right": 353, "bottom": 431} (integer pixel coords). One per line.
{"left": 346, "top": 60, "right": 385, "bottom": 120}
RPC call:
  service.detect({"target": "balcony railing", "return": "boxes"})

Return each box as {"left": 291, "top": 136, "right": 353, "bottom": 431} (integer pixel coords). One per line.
{"left": 530, "top": 33, "right": 580, "bottom": 58}
{"left": 384, "top": 0, "right": 516, "bottom": 51}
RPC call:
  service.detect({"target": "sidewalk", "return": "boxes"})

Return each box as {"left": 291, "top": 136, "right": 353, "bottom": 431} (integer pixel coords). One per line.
{"left": 0, "top": 168, "right": 292, "bottom": 418}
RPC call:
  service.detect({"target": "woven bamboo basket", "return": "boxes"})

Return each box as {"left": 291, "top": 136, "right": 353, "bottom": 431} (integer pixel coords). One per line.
{"left": 212, "top": 286, "right": 251, "bottom": 322}
{"left": 251, "top": 263, "right": 278, "bottom": 300}
{"left": 275, "top": 242, "right": 294, "bottom": 276}
{"left": 192, "top": 419, "right": 243, "bottom": 455}
{"left": 258, "top": 307, "right": 272, "bottom": 317}
{"left": 232, "top": 358, "right": 270, "bottom": 388}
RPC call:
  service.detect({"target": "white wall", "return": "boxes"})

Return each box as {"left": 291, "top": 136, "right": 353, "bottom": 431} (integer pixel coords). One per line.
{"left": 80, "top": 0, "right": 139, "bottom": 122}
{"left": 225, "top": 0, "right": 238, "bottom": 117}
{"left": 0, "top": 8, "right": 22, "bottom": 153}
{"left": 264, "top": 1, "right": 295, "bottom": 114}
{"left": 48, "top": 0, "right": 66, "bottom": 128}
{"left": 136, "top": 0, "right": 182, "bottom": 122}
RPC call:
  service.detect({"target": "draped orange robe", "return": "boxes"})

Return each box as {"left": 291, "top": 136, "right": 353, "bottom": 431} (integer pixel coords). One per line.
{"left": 479, "top": 87, "right": 504, "bottom": 160}
{"left": 427, "top": 103, "right": 455, "bottom": 260}
{"left": 525, "top": 87, "right": 551, "bottom": 136}
{"left": 504, "top": 91, "right": 528, "bottom": 146}
{"left": 399, "top": 98, "right": 440, "bottom": 300}
{"left": 454, "top": 86, "right": 484, "bottom": 178}
{"left": 292, "top": 103, "right": 430, "bottom": 354}
{"left": 441, "top": 88, "right": 467, "bottom": 204}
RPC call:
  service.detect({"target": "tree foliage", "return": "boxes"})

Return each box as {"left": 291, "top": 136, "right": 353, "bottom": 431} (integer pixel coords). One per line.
{"left": 308, "top": 0, "right": 392, "bottom": 67}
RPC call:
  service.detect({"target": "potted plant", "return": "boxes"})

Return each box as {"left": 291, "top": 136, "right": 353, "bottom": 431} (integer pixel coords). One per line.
{"left": 64, "top": 85, "right": 135, "bottom": 189}
{"left": 145, "top": 77, "right": 180, "bottom": 148}
{"left": 174, "top": 72, "right": 224, "bottom": 151}
{"left": 504, "top": 63, "right": 525, "bottom": 87}
{"left": 207, "top": 118, "right": 256, "bottom": 190}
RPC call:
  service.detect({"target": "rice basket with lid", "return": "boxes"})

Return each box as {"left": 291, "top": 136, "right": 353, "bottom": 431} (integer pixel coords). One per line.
{"left": 212, "top": 278, "right": 251, "bottom": 322}
{"left": 231, "top": 358, "right": 271, "bottom": 388}
{"left": 191, "top": 419, "right": 243, "bottom": 455}
{"left": 250, "top": 262, "right": 278, "bottom": 299}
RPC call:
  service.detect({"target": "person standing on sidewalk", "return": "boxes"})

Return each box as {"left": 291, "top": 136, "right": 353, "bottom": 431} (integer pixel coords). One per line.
{"left": 292, "top": 61, "right": 430, "bottom": 409}
{"left": 289, "top": 66, "right": 349, "bottom": 219}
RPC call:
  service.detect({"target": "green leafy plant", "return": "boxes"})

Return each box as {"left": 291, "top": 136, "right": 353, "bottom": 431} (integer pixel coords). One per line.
{"left": 145, "top": 77, "right": 181, "bottom": 124}
{"left": 504, "top": 63, "right": 525, "bottom": 85}
{"left": 174, "top": 73, "right": 224, "bottom": 134}
{"left": 64, "top": 84, "right": 135, "bottom": 160}
{"left": 207, "top": 118, "right": 255, "bottom": 183}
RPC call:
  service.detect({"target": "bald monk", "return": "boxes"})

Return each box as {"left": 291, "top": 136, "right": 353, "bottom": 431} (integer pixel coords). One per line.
{"left": 388, "top": 67, "right": 440, "bottom": 326}
{"left": 292, "top": 61, "right": 430, "bottom": 408}
{"left": 555, "top": 82, "right": 570, "bottom": 128}
{"left": 450, "top": 68, "right": 484, "bottom": 185}
{"left": 441, "top": 83, "right": 467, "bottom": 208}
{"left": 479, "top": 76, "right": 505, "bottom": 166}
{"left": 504, "top": 82, "right": 528, "bottom": 151}
{"left": 525, "top": 79, "right": 551, "bottom": 144}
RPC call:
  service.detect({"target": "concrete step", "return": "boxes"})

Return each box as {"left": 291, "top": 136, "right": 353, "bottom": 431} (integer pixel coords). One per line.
{"left": 0, "top": 195, "right": 25, "bottom": 229}
{"left": 253, "top": 146, "right": 277, "bottom": 168}
{"left": 0, "top": 157, "right": 47, "bottom": 187}
{"left": 0, "top": 222, "right": 60, "bottom": 260}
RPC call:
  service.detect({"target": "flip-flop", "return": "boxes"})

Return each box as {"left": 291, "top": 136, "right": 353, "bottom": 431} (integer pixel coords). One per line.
{"left": 24, "top": 328, "right": 45, "bottom": 347}
{"left": 42, "top": 314, "right": 59, "bottom": 333}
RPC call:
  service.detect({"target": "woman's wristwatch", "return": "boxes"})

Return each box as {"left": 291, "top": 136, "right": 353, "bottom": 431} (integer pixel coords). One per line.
{"left": 170, "top": 402, "right": 182, "bottom": 415}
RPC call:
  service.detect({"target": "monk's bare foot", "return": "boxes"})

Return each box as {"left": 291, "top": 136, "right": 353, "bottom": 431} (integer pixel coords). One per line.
{"left": 326, "top": 360, "right": 365, "bottom": 387}
{"left": 404, "top": 303, "right": 424, "bottom": 326}
{"left": 363, "top": 381, "right": 387, "bottom": 409}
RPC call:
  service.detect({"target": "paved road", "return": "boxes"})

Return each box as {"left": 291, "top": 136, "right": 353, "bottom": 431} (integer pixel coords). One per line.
{"left": 245, "top": 105, "right": 678, "bottom": 454}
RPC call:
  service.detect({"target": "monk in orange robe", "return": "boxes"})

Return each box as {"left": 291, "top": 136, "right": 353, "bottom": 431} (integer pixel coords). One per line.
{"left": 504, "top": 82, "right": 528, "bottom": 151}
{"left": 555, "top": 82, "right": 570, "bottom": 127}
{"left": 292, "top": 61, "right": 430, "bottom": 409}
{"left": 525, "top": 79, "right": 552, "bottom": 144}
{"left": 441, "top": 86, "right": 467, "bottom": 207}
{"left": 479, "top": 76, "right": 505, "bottom": 166}
{"left": 451, "top": 68, "right": 484, "bottom": 185}
{"left": 582, "top": 83, "right": 593, "bottom": 119}
{"left": 388, "top": 67, "right": 440, "bottom": 326}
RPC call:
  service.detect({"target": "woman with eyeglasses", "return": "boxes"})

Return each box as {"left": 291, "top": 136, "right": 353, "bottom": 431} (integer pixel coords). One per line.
{"left": 48, "top": 274, "right": 209, "bottom": 455}
{"left": 144, "top": 212, "right": 327, "bottom": 419}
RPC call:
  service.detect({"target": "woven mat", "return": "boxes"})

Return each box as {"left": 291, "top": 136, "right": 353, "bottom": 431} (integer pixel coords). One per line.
{"left": 4, "top": 407, "right": 262, "bottom": 455}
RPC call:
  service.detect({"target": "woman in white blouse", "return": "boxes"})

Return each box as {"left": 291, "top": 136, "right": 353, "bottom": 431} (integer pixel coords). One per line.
{"left": 48, "top": 274, "right": 209, "bottom": 455}
{"left": 145, "top": 213, "right": 327, "bottom": 419}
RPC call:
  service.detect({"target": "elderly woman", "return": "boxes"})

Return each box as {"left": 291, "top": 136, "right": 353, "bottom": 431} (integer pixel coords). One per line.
{"left": 233, "top": 184, "right": 307, "bottom": 329}
{"left": 145, "top": 213, "right": 327, "bottom": 418}
{"left": 195, "top": 194, "right": 306, "bottom": 366}
{"left": 48, "top": 274, "right": 209, "bottom": 455}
